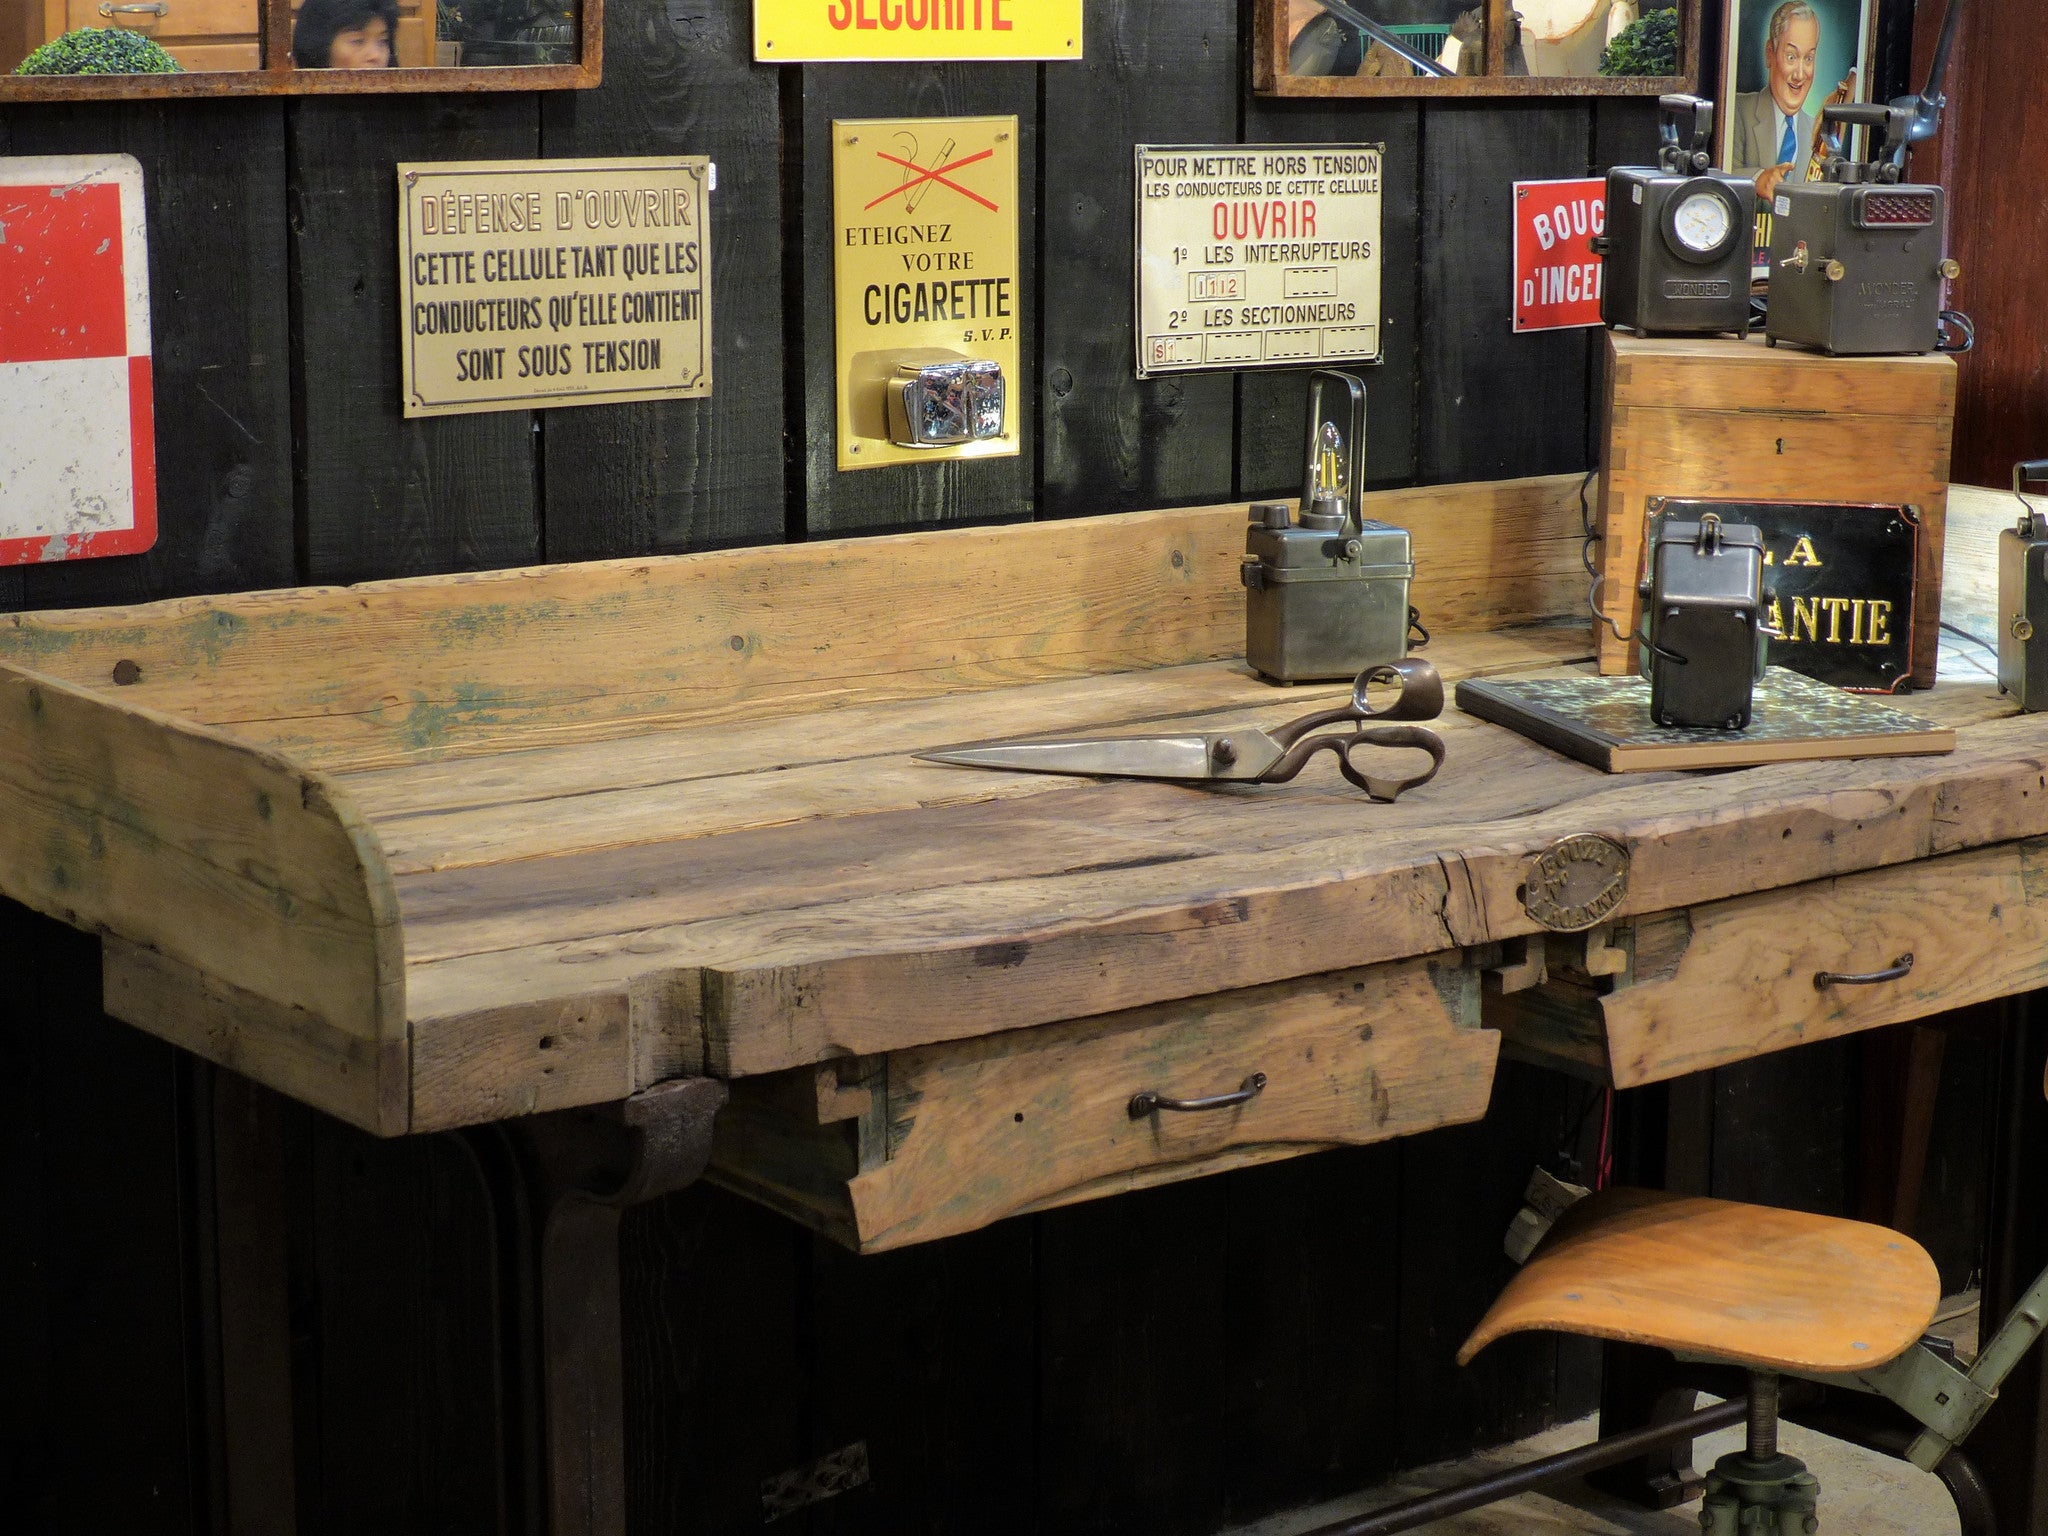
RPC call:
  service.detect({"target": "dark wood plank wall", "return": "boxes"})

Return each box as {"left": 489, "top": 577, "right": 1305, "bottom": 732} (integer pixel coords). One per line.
{"left": 0, "top": 2, "right": 1971, "bottom": 1532}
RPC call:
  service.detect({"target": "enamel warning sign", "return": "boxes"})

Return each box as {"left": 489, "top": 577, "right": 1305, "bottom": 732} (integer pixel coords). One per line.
{"left": 0, "top": 154, "right": 156, "bottom": 565}
{"left": 1134, "top": 143, "right": 1384, "bottom": 379}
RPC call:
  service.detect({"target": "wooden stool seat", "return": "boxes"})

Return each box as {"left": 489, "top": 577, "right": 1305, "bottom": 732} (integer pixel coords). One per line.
{"left": 1458, "top": 1188, "right": 1940, "bottom": 1375}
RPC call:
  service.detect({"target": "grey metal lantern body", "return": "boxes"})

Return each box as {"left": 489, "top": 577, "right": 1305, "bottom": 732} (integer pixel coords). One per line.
{"left": 1243, "top": 507, "right": 1415, "bottom": 683}
{"left": 2000, "top": 517, "right": 2048, "bottom": 712}
{"left": 1241, "top": 369, "right": 1415, "bottom": 684}
{"left": 1600, "top": 165, "right": 1756, "bottom": 337}
{"left": 1593, "top": 95, "right": 1756, "bottom": 339}
{"left": 1639, "top": 517, "right": 1768, "bottom": 731}
{"left": 1766, "top": 181, "right": 1949, "bottom": 355}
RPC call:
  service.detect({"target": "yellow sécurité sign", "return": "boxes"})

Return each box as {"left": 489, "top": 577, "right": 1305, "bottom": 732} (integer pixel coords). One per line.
{"left": 833, "top": 117, "right": 1020, "bottom": 471}
{"left": 396, "top": 158, "right": 711, "bottom": 418}
{"left": 755, "top": 0, "right": 1080, "bottom": 61}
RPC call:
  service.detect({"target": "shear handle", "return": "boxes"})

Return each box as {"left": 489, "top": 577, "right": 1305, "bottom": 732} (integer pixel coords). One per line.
{"left": 1261, "top": 724, "right": 1447, "bottom": 803}
{"left": 1267, "top": 658, "right": 1445, "bottom": 746}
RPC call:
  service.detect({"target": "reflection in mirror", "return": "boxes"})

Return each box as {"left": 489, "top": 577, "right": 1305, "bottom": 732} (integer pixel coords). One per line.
{"left": 1284, "top": 0, "right": 1474, "bottom": 81}
{"left": 286, "top": 0, "right": 574, "bottom": 67}
{"left": 1521, "top": 0, "right": 1677, "bottom": 76}
{"left": 435, "top": 0, "right": 577, "bottom": 66}
{"left": 5, "top": 0, "right": 261, "bottom": 72}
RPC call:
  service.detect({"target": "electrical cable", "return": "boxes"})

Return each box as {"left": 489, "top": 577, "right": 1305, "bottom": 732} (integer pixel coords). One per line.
{"left": 1581, "top": 465, "right": 1691, "bottom": 665}
{"left": 1941, "top": 620, "right": 1998, "bottom": 656}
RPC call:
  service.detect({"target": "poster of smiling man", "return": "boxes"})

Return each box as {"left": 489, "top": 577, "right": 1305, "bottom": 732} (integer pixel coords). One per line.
{"left": 1719, "top": 0, "right": 1875, "bottom": 202}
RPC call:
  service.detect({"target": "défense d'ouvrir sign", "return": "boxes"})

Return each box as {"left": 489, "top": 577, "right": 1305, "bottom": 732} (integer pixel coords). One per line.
{"left": 397, "top": 158, "right": 710, "bottom": 418}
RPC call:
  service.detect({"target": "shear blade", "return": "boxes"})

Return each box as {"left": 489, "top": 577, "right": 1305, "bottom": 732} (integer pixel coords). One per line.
{"left": 920, "top": 734, "right": 1227, "bottom": 781}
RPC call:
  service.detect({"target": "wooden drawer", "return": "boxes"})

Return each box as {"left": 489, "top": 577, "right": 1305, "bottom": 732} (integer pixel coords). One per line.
{"left": 710, "top": 952, "right": 1497, "bottom": 1252}
{"left": 1492, "top": 836, "right": 2048, "bottom": 1088}
{"left": 72, "top": 0, "right": 258, "bottom": 38}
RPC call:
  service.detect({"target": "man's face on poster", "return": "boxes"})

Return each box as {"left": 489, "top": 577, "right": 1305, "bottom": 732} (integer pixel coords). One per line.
{"left": 1768, "top": 13, "right": 1820, "bottom": 116}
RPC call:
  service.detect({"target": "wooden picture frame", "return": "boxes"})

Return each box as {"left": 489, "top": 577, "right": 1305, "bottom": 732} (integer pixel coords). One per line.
{"left": 1253, "top": 0, "right": 1700, "bottom": 98}
{"left": 0, "top": 0, "right": 599, "bottom": 98}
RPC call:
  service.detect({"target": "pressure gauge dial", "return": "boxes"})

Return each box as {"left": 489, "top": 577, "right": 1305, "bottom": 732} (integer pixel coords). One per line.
{"left": 1673, "top": 191, "right": 1731, "bottom": 252}
{"left": 1661, "top": 178, "right": 1741, "bottom": 264}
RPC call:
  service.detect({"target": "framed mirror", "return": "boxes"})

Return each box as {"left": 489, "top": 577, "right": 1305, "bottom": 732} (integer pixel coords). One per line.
{"left": 1255, "top": 0, "right": 1700, "bottom": 97}
{"left": 0, "top": 0, "right": 598, "bottom": 95}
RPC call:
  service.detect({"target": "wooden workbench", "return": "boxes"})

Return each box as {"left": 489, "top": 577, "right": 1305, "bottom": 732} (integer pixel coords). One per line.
{"left": 0, "top": 473, "right": 2037, "bottom": 1258}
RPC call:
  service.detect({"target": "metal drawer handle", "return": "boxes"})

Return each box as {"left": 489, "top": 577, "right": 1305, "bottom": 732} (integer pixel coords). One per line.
{"left": 1814, "top": 953, "right": 1914, "bottom": 990}
{"left": 1128, "top": 1072, "right": 1267, "bottom": 1119}
{"left": 99, "top": 4, "right": 168, "bottom": 14}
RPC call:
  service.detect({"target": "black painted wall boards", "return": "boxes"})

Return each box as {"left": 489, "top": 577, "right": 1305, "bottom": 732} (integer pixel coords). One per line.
{"left": 0, "top": 0, "right": 1976, "bottom": 1530}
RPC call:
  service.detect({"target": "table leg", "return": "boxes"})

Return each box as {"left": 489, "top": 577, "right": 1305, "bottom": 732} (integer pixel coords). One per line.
{"left": 501, "top": 1077, "right": 728, "bottom": 1536}
{"left": 1968, "top": 995, "right": 2048, "bottom": 1534}
{"left": 211, "top": 1072, "right": 300, "bottom": 1535}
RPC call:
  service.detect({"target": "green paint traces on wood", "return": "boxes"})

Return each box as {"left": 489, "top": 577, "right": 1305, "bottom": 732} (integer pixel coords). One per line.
{"left": 0, "top": 610, "right": 251, "bottom": 673}
{"left": 428, "top": 600, "right": 569, "bottom": 649}
{"left": 393, "top": 683, "right": 517, "bottom": 751}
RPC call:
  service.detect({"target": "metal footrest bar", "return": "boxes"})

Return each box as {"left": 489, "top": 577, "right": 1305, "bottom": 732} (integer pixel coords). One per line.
{"left": 1294, "top": 1396, "right": 1750, "bottom": 1536}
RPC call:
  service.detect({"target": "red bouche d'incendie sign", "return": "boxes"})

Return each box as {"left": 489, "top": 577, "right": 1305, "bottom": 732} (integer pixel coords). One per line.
{"left": 0, "top": 154, "right": 156, "bottom": 565}
{"left": 1512, "top": 178, "right": 1606, "bottom": 334}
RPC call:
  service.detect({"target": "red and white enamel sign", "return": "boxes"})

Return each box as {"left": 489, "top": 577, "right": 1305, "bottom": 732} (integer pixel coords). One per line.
{"left": 1512, "top": 177, "right": 1606, "bottom": 334}
{"left": 0, "top": 155, "right": 156, "bottom": 565}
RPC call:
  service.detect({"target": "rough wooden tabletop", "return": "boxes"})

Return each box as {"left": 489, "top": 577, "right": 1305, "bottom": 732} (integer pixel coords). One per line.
{"left": 2, "top": 476, "right": 2038, "bottom": 1135}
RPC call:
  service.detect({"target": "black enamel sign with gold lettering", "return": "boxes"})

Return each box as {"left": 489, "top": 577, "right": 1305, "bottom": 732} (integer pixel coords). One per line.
{"left": 1650, "top": 499, "right": 1919, "bottom": 694}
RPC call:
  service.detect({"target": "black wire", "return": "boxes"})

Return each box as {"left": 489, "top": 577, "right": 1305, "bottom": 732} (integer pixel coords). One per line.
{"left": 1580, "top": 469, "right": 1694, "bottom": 666}
{"left": 1941, "top": 620, "right": 1999, "bottom": 656}
{"left": 1580, "top": 465, "right": 1631, "bottom": 643}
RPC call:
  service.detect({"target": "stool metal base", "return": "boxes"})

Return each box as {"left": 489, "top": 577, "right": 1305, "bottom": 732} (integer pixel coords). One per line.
{"left": 1700, "top": 1449, "right": 1819, "bottom": 1535}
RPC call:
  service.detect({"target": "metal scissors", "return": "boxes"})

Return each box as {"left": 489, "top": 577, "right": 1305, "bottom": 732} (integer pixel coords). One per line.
{"left": 918, "top": 658, "right": 1447, "bottom": 802}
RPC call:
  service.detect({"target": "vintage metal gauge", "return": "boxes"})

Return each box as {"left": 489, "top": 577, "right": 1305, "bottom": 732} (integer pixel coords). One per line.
{"left": 1589, "top": 94, "right": 1756, "bottom": 338}
{"left": 1134, "top": 143, "right": 1384, "bottom": 378}
{"left": 833, "top": 116, "right": 1019, "bottom": 471}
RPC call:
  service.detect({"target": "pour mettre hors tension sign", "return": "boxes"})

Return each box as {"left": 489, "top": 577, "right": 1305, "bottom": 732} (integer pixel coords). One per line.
{"left": 1134, "top": 143, "right": 1384, "bottom": 379}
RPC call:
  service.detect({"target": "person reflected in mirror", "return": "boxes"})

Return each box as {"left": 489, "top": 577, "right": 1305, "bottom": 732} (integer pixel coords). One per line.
{"left": 292, "top": 0, "right": 398, "bottom": 67}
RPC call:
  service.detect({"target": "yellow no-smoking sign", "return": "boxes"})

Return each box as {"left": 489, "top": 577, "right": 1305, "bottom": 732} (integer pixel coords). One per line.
{"left": 832, "top": 116, "right": 1020, "bottom": 471}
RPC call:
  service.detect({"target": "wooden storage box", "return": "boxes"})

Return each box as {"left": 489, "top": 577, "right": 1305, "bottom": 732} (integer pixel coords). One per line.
{"left": 1593, "top": 333, "right": 1957, "bottom": 686}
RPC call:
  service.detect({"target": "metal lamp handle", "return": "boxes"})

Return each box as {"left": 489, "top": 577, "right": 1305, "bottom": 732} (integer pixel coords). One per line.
{"left": 1128, "top": 1072, "right": 1267, "bottom": 1119}
{"left": 1814, "top": 953, "right": 1914, "bottom": 989}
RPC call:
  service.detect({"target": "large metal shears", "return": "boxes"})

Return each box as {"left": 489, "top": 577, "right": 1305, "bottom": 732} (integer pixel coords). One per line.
{"left": 918, "top": 658, "right": 1447, "bottom": 802}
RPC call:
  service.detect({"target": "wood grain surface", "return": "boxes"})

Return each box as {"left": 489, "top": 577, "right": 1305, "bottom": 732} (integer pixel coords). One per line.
{"left": 1599, "top": 836, "right": 2048, "bottom": 1086}
{"left": 1038, "top": 0, "right": 1238, "bottom": 521}
{"left": 537, "top": 0, "right": 785, "bottom": 560}
{"left": 0, "top": 665, "right": 406, "bottom": 1132}
{"left": 1459, "top": 1186, "right": 1940, "bottom": 1373}
{"left": 290, "top": 95, "right": 543, "bottom": 587}
{"left": 0, "top": 474, "right": 1588, "bottom": 770}
{"left": 1911, "top": 0, "right": 2048, "bottom": 490}
{"left": 0, "top": 487, "right": 2037, "bottom": 1140}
